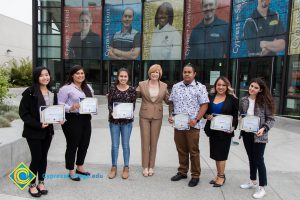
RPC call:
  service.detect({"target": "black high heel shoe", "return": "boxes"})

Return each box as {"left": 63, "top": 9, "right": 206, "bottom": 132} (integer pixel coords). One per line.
{"left": 209, "top": 173, "right": 219, "bottom": 184}
{"left": 37, "top": 181, "right": 48, "bottom": 195}
{"left": 28, "top": 183, "right": 42, "bottom": 197}
{"left": 213, "top": 174, "right": 226, "bottom": 187}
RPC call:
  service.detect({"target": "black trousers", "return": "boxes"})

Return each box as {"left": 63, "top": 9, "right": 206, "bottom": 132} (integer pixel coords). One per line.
{"left": 242, "top": 132, "right": 267, "bottom": 186}
{"left": 26, "top": 134, "right": 52, "bottom": 184}
{"left": 62, "top": 113, "right": 91, "bottom": 170}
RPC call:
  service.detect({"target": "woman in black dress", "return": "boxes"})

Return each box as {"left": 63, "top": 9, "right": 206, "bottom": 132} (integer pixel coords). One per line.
{"left": 204, "top": 76, "right": 238, "bottom": 187}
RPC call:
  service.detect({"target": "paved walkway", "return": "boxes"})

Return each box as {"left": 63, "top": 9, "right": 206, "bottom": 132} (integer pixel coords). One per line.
{"left": 0, "top": 95, "right": 300, "bottom": 200}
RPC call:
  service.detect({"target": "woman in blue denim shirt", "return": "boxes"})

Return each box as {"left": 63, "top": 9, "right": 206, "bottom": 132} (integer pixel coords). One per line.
{"left": 239, "top": 78, "right": 275, "bottom": 199}
{"left": 107, "top": 68, "right": 136, "bottom": 179}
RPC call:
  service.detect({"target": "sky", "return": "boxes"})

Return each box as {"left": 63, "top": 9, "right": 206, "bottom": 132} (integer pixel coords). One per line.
{"left": 0, "top": 0, "right": 32, "bottom": 25}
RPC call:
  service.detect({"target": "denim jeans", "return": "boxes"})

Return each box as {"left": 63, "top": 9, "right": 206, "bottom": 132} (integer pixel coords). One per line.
{"left": 109, "top": 122, "right": 133, "bottom": 167}
{"left": 242, "top": 132, "right": 267, "bottom": 186}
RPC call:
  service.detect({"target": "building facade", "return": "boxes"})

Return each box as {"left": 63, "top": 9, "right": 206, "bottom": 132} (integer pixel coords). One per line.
{"left": 34, "top": 0, "right": 300, "bottom": 119}
{"left": 0, "top": 14, "right": 32, "bottom": 66}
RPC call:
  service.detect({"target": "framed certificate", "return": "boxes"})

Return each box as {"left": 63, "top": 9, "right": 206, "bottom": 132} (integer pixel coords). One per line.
{"left": 210, "top": 114, "right": 233, "bottom": 132}
{"left": 40, "top": 105, "right": 65, "bottom": 124}
{"left": 79, "top": 98, "right": 98, "bottom": 114}
{"left": 173, "top": 113, "right": 190, "bottom": 130}
{"left": 113, "top": 102, "right": 134, "bottom": 119}
{"left": 239, "top": 115, "right": 260, "bottom": 133}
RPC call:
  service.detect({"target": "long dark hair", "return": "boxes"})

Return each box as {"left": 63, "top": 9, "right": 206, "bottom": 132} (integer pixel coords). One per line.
{"left": 211, "top": 76, "right": 236, "bottom": 98}
{"left": 66, "top": 65, "right": 92, "bottom": 97}
{"left": 115, "top": 68, "right": 130, "bottom": 86}
{"left": 32, "top": 66, "right": 52, "bottom": 90}
{"left": 248, "top": 78, "right": 275, "bottom": 114}
{"left": 155, "top": 2, "right": 174, "bottom": 27}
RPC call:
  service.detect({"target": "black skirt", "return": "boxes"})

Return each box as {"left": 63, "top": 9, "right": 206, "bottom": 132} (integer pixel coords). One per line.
{"left": 209, "top": 131, "right": 232, "bottom": 161}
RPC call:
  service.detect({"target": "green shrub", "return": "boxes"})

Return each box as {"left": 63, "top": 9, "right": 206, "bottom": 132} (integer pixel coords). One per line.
{"left": 3, "top": 111, "right": 19, "bottom": 122}
{"left": 9, "top": 58, "right": 32, "bottom": 87}
{"left": 0, "top": 67, "right": 9, "bottom": 103}
{"left": 0, "top": 116, "right": 10, "bottom": 128}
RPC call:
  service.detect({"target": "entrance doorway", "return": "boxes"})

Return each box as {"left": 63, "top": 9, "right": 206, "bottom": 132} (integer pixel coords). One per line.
{"left": 237, "top": 57, "right": 274, "bottom": 99}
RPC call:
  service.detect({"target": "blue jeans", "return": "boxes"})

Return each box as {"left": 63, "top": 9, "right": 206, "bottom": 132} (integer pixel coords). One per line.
{"left": 109, "top": 122, "right": 133, "bottom": 167}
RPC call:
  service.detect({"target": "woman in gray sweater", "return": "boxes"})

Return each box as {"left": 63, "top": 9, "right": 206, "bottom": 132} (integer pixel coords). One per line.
{"left": 239, "top": 78, "right": 275, "bottom": 199}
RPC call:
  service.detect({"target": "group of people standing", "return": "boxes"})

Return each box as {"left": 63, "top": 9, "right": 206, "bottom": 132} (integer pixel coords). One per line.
{"left": 19, "top": 64, "right": 274, "bottom": 199}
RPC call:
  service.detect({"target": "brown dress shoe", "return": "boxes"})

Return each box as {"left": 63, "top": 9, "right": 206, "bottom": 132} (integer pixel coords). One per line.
{"left": 108, "top": 166, "right": 117, "bottom": 179}
{"left": 122, "top": 167, "right": 129, "bottom": 179}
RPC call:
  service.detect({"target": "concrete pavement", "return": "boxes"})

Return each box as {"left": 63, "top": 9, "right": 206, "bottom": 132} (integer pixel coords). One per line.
{"left": 0, "top": 96, "right": 300, "bottom": 200}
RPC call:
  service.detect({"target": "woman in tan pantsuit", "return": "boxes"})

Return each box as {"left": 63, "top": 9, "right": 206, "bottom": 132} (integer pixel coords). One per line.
{"left": 136, "top": 64, "right": 169, "bottom": 177}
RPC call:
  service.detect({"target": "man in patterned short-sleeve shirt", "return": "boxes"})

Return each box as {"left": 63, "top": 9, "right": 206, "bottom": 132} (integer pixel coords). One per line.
{"left": 168, "top": 63, "right": 209, "bottom": 187}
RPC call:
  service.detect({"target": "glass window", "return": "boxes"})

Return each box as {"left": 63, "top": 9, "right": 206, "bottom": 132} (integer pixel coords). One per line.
{"left": 105, "top": 0, "right": 141, "bottom": 5}
{"left": 38, "top": 7, "right": 62, "bottom": 23}
{"left": 285, "top": 55, "right": 300, "bottom": 118}
{"left": 38, "top": 23, "right": 61, "bottom": 34}
{"left": 38, "top": 35, "right": 61, "bottom": 46}
{"left": 41, "top": 47, "right": 61, "bottom": 58}
{"left": 38, "top": 0, "right": 62, "bottom": 7}
{"left": 65, "top": 0, "right": 102, "bottom": 7}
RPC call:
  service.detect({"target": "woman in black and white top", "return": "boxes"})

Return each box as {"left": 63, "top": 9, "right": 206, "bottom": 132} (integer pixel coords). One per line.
{"left": 107, "top": 68, "right": 136, "bottom": 179}
{"left": 239, "top": 78, "right": 275, "bottom": 199}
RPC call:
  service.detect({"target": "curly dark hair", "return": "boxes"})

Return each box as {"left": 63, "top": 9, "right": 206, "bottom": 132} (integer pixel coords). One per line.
{"left": 248, "top": 78, "right": 275, "bottom": 114}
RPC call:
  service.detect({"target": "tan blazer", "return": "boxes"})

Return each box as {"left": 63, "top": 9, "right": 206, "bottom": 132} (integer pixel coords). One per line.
{"left": 137, "top": 80, "right": 169, "bottom": 119}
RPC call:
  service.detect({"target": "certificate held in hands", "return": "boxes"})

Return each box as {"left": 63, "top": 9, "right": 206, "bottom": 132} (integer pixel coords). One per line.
{"left": 239, "top": 115, "right": 260, "bottom": 133}
{"left": 210, "top": 114, "right": 233, "bottom": 132}
{"left": 40, "top": 105, "right": 65, "bottom": 124}
{"left": 79, "top": 98, "right": 98, "bottom": 114}
{"left": 173, "top": 113, "right": 190, "bottom": 130}
{"left": 113, "top": 102, "right": 134, "bottom": 119}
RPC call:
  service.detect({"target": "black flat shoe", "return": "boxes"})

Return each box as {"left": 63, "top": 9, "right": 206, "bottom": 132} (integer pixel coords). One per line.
{"left": 69, "top": 174, "right": 80, "bottom": 181}
{"left": 188, "top": 178, "right": 199, "bottom": 187}
{"left": 76, "top": 169, "right": 91, "bottom": 176}
{"left": 213, "top": 174, "right": 226, "bottom": 187}
{"left": 37, "top": 181, "right": 48, "bottom": 195}
{"left": 171, "top": 173, "right": 187, "bottom": 181}
{"left": 28, "top": 184, "right": 42, "bottom": 198}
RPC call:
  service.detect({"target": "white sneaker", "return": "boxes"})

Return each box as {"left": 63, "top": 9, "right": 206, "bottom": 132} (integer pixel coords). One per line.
{"left": 240, "top": 181, "right": 258, "bottom": 189}
{"left": 253, "top": 186, "right": 266, "bottom": 199}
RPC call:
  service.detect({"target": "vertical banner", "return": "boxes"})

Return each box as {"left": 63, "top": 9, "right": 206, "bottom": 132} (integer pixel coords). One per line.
{"left": 184, "top": 0, "right": 231, "bottom": 60}
{"left": 63, "top": 6, "right": 102, "bottom": 59}
{"left": 103, "top": 3, "right": 142, "bottom": 60}
{"left": 231, "top": 0, "right": 289, "bottom": 58}
{"left": 289, "top": 0, "right": 300, "bottom": 55}
{"left": 143, "top": 0, "right": 183, "bottom": 60}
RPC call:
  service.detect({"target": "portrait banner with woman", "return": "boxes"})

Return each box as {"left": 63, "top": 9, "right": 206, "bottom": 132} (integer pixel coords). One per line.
{"left": 184, "top": 0, "right": 231, "bottom": 60}
{"left": 142, "top": 0, "right": 183, "bottom": 60}
{"left": 63, "top": 6, "right": 102, "bottom": 59}
{"left": 103, "top": 3, "right": 142, "bottom": 60}
{"left": 288, "top": 0, "right": 300, "bottom": 55}
{"left": 231, "top": 0, "right": 289, "bottom": 58}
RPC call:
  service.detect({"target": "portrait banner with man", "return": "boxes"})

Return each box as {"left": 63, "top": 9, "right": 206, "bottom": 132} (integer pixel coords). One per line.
{"left": 184, "top": 0, "right": 231, "bottom": 60}
{"left": 63, "top": 6, "right": 102, "bottom": 60}
{"left": 103, "top": 3, "right": 142, "bottom": 60}
{"left": 289, "top": 0, "right": 300, "bottom": 55}
{"left": 142, "top": 0, "right": 183, "bottom": 60}
{"left": 231, "top": 0, "right": 289, "bottom": 58}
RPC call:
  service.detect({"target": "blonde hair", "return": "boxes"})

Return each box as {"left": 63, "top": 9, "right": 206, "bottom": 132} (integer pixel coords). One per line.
{"left": 148, "top": 64, "right": 162, "bottom": 80}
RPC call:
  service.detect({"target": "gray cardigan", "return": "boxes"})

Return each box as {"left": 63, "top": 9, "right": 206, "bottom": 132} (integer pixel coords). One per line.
{"left": 239, "top": 96, "right": 275, "bottom": 143}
